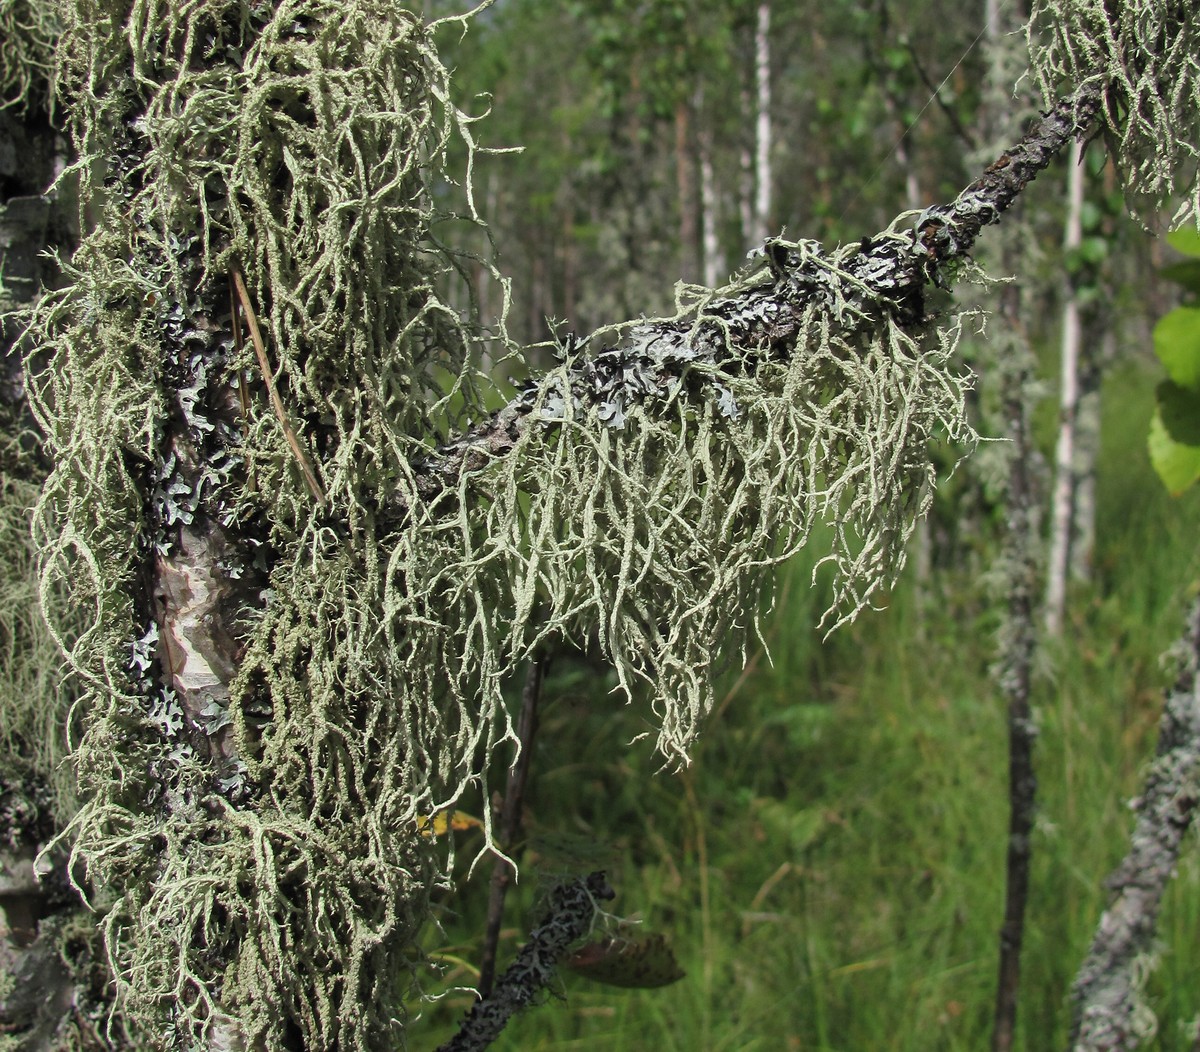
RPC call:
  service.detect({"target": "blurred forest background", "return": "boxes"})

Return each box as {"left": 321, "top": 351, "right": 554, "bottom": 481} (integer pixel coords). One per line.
{"left": 410, "top": 1, "right": 1200, "bottom": 1049}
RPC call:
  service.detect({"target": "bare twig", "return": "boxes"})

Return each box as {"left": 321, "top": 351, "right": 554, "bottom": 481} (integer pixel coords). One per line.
{"left": 477, "top": 652, "right": 548, "bottom": 997}
{"left": 437, "top": 872, "right": 615, "bottom": 1052}
{"left": 1069, "top": 599, "right": 1200, "bottom": 1051}
{"left": 229, "top": 262, "right": 326, "bottom": 506}
{"left": 903, "top": 36, "right": 978, "bottom": 151}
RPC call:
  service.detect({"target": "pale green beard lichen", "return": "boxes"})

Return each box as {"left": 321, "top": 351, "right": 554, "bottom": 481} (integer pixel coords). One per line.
{"left": 22, "top": 0, "right": 976, "bottom": 1047}
{"left": 0, "top": 419, "right": 75, "bottom": 834}
{"left": 0, "top": 0, "right": 59, "bottom": 110}
{"left": 1028, "top": 0, "right": 1200, "bottom": 227}
{"left": 26, "top": 1, "right": 496, "bottom": 1047}
{"left": 444, "top": 241, "right": 979, "bottom": 765}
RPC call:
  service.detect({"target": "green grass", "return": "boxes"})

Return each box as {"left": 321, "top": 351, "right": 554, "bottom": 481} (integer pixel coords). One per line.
{"left": 415, "top": 354, "right": 1200, "bottom": 1051}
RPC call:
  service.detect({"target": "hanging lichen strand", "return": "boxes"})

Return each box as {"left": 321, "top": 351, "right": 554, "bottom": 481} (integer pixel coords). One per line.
{"left": 26, "top": 1, "right": 496, "bottom": 1048}
{"left": 1028, "top": 0, "right": 1200, "bottom": 227}
{"left": 25, "top": 0, "right": 981, "bottom": 1046}
{"left": 0, "top": 0, "right": 59, "bottom": 108}
{"left": 416, "top": 241, "right": 979, "bottom": 765}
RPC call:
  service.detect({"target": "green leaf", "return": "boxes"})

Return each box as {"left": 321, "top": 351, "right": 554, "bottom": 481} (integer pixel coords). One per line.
{"left": 1078, "top": 236, "right": 1109, "bottom": 264}
{"left": 1159, "top": 260, "right": 1200, "bottom": 297}
{"left": 1166, "top": 227, "right": 1200, "bottom": 258}
{"left": 1079, "top": 200, "right": 1102, "bottom": 231}
{"left": 1148, "top": 382, "right": 1200, "bottom": 496}
{"left": 1153, "top": 307, "right": 1200, "bottom": 390}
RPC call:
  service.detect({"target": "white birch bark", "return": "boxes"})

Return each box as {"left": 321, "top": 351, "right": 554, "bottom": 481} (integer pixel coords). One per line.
{"left": 750, "top": 2, "right": 772, "bottom": 246}
{"left": 697, "top": 86, "right": 724, "bottom": 288}
{"left": 1070, "top": 327, "right": 1109, "bottom": 582}
{"left": 1045, "top": 136, "right": 1086, "bottom": 637}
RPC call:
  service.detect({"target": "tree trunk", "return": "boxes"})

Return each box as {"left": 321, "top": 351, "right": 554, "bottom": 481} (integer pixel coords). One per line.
{"left": 1045, "top": 137, "right": 1086, "bottom": 637}
{"left": 1070, "top": 321, "right": 1107, "bottom": 584}
{"left": 750, "top": 2, "right": 772, "bottom": 246}
{"left": 698, "top": 107, "right": 724, "bottom": 288}
{"left": 1069, "top": 599, "right": 1200, "bottom": 1050}
{"left": 979, "top": 3, "right": 1041, "bottom": 1049}
{"left": 676, "top": 98, "right": 698, "bottom": 283}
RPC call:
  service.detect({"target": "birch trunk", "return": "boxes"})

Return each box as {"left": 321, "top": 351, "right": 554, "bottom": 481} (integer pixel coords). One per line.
{"left": 750, "top": 2, "right": 772, "bottom": 246}
{"left": 697, "top": 88, "right": 725, "bottom": 288}
{"left": 699, "top": 127, "right": 724, "bottom": 288}
{"left": 1070, "top": 324, "right": 1108, "bottom": 583}
{"left": 1046, "top": 136, "right": 1086, "bottom": 637}
{"left": 676, "top": 99, "right": 698, "bottom": 283}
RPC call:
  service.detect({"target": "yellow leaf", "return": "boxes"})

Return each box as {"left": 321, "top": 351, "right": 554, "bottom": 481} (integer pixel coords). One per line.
{"left": 416, "top": 811, "right": 483, "bottom": 837}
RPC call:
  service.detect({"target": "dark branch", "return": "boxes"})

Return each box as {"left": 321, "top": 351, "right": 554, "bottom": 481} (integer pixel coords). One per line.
{"left": 477, "top": 652, "right": 548, "bottom": 997}
{"left": 437, "top": 872, "right": 615, "bottom": 1052}
{"left": 904, "top": 37, "right": 978, "bottom": 151}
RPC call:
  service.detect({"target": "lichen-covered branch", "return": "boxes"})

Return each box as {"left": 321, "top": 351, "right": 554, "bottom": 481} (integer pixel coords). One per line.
{"left": 437, "top": 872, "right": 614, "bottom": 1052}
{"left": 411, "top": 81, "right": 1103, "bottom": 501}
{"left": 1069, "top": 598, "right": 1200, "bottom": 1050}
{"left": 385, "top": 80, "right": 1101, "bottom": 768}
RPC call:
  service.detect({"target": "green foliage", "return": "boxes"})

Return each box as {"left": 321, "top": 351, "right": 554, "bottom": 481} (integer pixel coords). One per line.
{"left": 1028, "top": 0, "right": 1200, "bottom": 227}
{"left": 1149, "top": 229, "right": 1200, "bottom": 495}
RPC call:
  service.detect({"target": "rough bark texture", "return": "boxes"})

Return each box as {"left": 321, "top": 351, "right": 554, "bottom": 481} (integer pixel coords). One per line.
{"left": 990, "top": 301, "right": 1040, "bottom": 1052}
{"left": 1069, "top": 599, "right": 1200, "bottom": 1051}
{"left": 436, "top": 872, "right": 614, "bottom": 1052}
{"left": 981, "top": 5, "right": 1042, "bottom": 1047}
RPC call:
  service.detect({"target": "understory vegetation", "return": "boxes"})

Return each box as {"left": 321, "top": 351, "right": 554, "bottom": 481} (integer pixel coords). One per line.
{"left": 3, "top": 0, "right": 1200, "bottom": 1048}
{"left": 420, "top": 354, "right": 1200, "bottom": 1051}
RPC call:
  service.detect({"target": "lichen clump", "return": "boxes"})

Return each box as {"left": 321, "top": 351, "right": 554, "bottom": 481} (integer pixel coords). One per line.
{"left": 1028, "top": 0, "right": 1200, "bottom": 226}
{"left": 27, "top": 1, "right": 495, "bottom": 1047}
{"left": 455, "top": 239, "right": 978, "bottom": 763}
{"left": 0, "top": 0, "right": 59, "bottom": 110}
{"left": 24, "top": 0, "right": 976, "bottom": 1048}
